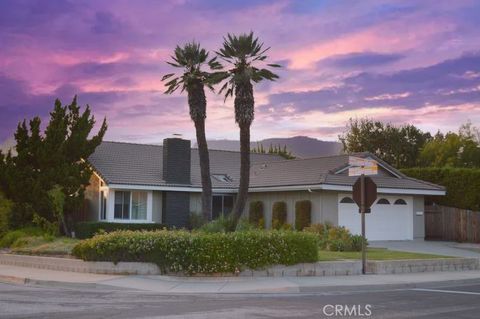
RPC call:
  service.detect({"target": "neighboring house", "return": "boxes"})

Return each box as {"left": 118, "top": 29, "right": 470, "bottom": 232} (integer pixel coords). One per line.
{"left": 84, "top": 138, "right": 445, "bottom": 241}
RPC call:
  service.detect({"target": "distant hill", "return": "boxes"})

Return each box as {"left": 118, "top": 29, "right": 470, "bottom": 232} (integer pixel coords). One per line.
{"left": 204, "top": 136, "right": 343, "bottom": 158}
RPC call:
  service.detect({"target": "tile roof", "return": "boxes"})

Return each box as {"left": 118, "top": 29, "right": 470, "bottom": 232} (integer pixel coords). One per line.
{"left": 88, "top": 141, "right": 444, "bottom": 192}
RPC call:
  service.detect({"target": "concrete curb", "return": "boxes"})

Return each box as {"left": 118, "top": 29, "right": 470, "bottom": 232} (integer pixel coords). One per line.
{"left": 3, "top": 272, "right": 480, "bottom": 295}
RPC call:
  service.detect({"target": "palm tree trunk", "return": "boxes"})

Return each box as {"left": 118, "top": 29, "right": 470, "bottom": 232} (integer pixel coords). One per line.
{"left": 232, "top": 122, "right": 250, "bottom": 222}
{"left": 194, "top": 118, "right": 213, "bottom": 220}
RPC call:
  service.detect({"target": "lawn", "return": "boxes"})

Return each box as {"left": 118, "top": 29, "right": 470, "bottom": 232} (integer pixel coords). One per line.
{"left": 10, "top": 236, "right": 79, "bottom": 257}
{"left": 318, "top": 247, "right": 450, "bottom": 261}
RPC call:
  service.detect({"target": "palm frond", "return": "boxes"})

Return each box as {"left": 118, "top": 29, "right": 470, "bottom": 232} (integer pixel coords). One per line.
{"left": 161, "top": 73, "right": 175, "bottom": 81}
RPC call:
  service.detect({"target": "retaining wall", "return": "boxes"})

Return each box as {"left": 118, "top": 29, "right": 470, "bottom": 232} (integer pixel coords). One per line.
{"left": 0, "top": 254, "right": 477, "bottom": 277}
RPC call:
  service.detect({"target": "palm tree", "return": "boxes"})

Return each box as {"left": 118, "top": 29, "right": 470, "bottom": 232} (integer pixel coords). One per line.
{"left": 216, "top": 32, "right": 280, "bottom": 223}
{"left": 162, "top": 42, "right": 223, "bottom": 221}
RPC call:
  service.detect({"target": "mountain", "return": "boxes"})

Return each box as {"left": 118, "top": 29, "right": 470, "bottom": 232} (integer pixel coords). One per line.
{"left": 204, "top": 136, "right": 343, "bottom": 158}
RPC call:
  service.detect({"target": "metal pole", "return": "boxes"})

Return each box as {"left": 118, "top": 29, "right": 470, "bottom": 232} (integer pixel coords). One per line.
{"left": 361, "top": 174, "right": 366, "bottom": 275}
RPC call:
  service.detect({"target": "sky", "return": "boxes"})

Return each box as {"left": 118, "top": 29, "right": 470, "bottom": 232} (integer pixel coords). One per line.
{"left": 1, "top": 0, "right": 480, "bottom": 146}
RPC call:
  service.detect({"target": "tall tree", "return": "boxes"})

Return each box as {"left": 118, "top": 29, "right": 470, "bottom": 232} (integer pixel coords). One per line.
{"left": 162, "top": 42, "right": 223, "bottom": 220}
{"left": 419, "top": 124, "right": 480, "bottom": 168}
{"left": 1, "top": 97, "right": 107, "bottom": 232}
{"left": 216, "top": 32, "right": 280, "bottom": 222}
{"left": 339, "top": 118, "right": 431, "bottom": 168}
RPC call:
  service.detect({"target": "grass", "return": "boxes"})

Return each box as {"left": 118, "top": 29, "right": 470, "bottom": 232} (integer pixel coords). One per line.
{"left": 10, "top": 236, "right": 79, "bottom": 257}
{"left": 318, "top": 247, "right": 450, "bottom": 261}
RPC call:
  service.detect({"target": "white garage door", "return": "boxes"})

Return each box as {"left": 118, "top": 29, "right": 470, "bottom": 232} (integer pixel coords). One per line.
{"left": 338, "top": 194, "right": 414, "bottom": 240}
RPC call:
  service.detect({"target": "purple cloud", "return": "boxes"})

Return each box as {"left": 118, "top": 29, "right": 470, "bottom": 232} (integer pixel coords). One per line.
{"left": 262, "top": 53, "right": 480, "bottom": 114}
{"left": 318, "top": 52, "right": 404, "bottom": 69}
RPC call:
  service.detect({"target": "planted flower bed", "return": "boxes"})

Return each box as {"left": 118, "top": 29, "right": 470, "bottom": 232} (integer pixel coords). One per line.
{"left": 72, "top": 230, "right": 318, "bottom": 274}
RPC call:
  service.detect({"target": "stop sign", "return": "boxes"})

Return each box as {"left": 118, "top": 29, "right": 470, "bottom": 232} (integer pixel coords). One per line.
{"left": 352, "top": 176, "right": 377, "bottom": 210}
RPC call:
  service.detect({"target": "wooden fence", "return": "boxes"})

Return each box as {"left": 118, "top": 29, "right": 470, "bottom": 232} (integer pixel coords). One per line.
{"left": 425, "top": 205, "right": 480, "bottom": 243}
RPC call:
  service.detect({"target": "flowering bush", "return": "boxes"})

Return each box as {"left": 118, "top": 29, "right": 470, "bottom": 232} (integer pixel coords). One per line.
{"left": 72, "top": 230, "right": 318, "bottom": 274}
{"left": 304, "top": 223, "right": 367, "bottom": 252}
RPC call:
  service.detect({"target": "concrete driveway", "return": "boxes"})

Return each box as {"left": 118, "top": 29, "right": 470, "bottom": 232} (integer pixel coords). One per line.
{"left": 370, "top": 240, "right": 480, "bottom": 258}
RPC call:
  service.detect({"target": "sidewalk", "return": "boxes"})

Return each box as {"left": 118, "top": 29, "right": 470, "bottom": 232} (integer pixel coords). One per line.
{"left": 3, "top": 263, "right": 480, "bottom": 293}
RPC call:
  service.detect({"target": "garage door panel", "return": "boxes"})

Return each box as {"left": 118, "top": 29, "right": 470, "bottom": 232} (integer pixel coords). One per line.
{"left": 338, "top": 195, "right": 413, "bottom": 240}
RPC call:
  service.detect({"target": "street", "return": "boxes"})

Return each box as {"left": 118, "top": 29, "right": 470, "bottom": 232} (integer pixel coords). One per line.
{"left": 0, "top": 281, "right": 480, "bottom": 318}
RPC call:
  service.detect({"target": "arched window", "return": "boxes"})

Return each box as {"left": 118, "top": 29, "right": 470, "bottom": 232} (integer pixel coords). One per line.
{"left": 377, "top": 198, "right": 390, "bottom": 205}
{"left": 394, "top": 199, "right": 407, "bottom": 205}
{"left": 340, "top": 197, "right": 355, "bottom": 204}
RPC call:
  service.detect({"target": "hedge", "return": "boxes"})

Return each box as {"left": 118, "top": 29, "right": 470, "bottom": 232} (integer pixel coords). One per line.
{"left": 72, "top": 230, "right": 319, "bottom": 274}
{"left": 74, "top": 222, "right": 168, "bottom": 239}
{"left": 248, "top": 201, "right": 264, "bottom": 228}
{"left": 272, "top": 201, "right": 287, "bottom": 229}
{"left": 401, "top": 167, "right": 480, "bottom": 211}
{"left": 295, "top": 200, "right": 312, "bottom": 230}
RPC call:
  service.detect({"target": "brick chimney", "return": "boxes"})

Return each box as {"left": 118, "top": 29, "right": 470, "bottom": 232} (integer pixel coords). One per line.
{"left": 162, "top": 138, "right": 191, "bottom": 185}
{"left": 162, "top": 138, "right": 191, "bottom": 228}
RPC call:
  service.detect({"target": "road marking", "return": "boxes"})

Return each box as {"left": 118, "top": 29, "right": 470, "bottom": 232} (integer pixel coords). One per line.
{"left": 411, "top": 288, "right": 480, "bottom": 296}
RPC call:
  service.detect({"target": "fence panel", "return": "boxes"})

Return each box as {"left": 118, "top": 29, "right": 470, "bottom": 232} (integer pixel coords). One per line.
{"left": 425, "top": 205, "right": 480, "bottom": 243}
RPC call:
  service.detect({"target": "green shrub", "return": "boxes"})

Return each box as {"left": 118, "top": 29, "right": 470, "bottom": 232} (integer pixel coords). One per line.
{"left": 304, "top": 223, "right": 365, "bottom": 252}
{"left": 188, "top": 212, "right": 207, "bottom": 230}
{"left": 248, "top": 201, "right": 264, "bottom": 228}
{"left": 0, "top": 227, "right": 45, "bottom": 248}
{"left": 349, "top": 235, "right": 368, "bottom": 252}
{"left": 0, "top": 193, "right": 13, "bottom": 238}
{"left": 272, "top": 201, "right": 287, "bottom": 229}
{"left": 74, "top": 222, "right": 168, "bottom": 239}
{"left": 295, "top": 200, "right": 311, "bottom": 230}
{"left": 401, "top": 167, "right": 480, "bottom": 211}
{"left": 72, "top": 230, "right": 319, "bottom": 274}
{"left": 198, "top": 215, "right": 237, "bottom": 233}
{"left": 304, "top": 223, "right": 331, "bottom": 249}
{"left": 235, "top": 217, "right": 257, "bottom": 232}
{"left": 326, "top": 226, "right": 352, "bottom": 251}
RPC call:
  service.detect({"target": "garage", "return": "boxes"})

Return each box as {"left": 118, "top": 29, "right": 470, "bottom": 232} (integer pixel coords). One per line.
{"left": 338, "top": 194, "right": 414, "bottom": 240}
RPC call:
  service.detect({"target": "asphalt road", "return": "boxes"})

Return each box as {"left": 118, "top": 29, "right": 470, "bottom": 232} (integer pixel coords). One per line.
{"left": 1, "top": 281, "right": 480, "bottom": 318}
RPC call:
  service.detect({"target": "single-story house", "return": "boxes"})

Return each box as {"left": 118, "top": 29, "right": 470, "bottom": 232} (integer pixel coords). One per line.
{"left": 84, "top": 138, "right": 445, "bottom": 240}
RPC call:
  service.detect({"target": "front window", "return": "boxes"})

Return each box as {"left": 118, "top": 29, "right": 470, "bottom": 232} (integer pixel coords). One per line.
{"left": 131, "top": 191, "right": 147, "bottom": 220}
{"left": 212, "top": 194, "right": 234, "bottom": 219}
{"left": 114, "top": 191, "right": 148, "bottom": 220}
{"left": 114, "top": 191, "right": 130, "bottom": 219}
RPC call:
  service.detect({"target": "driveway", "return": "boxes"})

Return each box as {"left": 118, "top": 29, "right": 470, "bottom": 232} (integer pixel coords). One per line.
{"left": 370, "top": 240, "right": 480, "bottom": 258}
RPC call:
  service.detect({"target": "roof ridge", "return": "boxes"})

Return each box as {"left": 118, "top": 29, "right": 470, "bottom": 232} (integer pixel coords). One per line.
{"left": 251, "top": 153, "right": 349, "bottom": 166}
{"left": 102, "top": 140, "right": 283, "bottom": 158}
{"left": 103, "top": 140, "right": 162, "bottom": 147}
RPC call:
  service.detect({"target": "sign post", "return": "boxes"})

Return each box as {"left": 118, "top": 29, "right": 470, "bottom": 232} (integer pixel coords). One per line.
{"left": 350, "top": 157, "right": 378, "bottom": 275}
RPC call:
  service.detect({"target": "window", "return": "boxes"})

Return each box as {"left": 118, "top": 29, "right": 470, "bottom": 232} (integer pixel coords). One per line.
{"left": 100, "top": 191, "right": 107, "bottom": 220}
{"left": 114, "top": 191, "right": 149, "bottom": 220}
{"left": 377, "top": 198, "right": 390, "bottom": 205}
{"left": 114, "top": 191, "right": 130, "bottom": 219}
{"left": 131, "top": 191, "right": 147, "bottom": 220}
{"left": 394, "top": 199, "right": 407, "bottom": 205}
{"left": 212, "top": 194, "right": 234, "bottom": 219}
{"left": 340, "top": 197, "right": 355, "bottom": 204}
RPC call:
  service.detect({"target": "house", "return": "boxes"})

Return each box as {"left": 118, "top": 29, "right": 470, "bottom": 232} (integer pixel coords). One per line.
{"left": 84, "top": 138, "right": 445, "bottom": 240}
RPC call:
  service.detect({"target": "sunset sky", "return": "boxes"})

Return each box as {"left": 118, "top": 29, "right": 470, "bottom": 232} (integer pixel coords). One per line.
{"left": 1, "top": 0, "right": 480, "bottom": 145}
